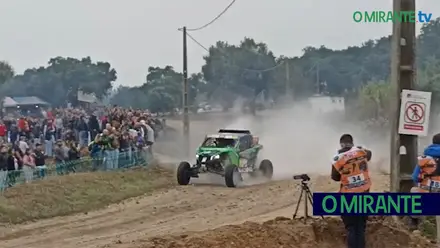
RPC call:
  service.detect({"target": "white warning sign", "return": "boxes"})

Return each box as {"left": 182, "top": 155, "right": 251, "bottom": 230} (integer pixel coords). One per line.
{"left": 398, "top": 89, "right": 432, "bottom": 136}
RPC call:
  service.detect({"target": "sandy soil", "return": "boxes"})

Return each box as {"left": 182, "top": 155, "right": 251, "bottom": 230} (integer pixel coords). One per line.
{"left": 0, "top": 172, "right": 397, "bottom": 248}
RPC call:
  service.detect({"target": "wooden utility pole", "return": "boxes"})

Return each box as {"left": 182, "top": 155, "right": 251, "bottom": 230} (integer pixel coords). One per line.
{"left": 182, "top": 26, "right": 190, "bottom": 156}
{"left": 390, "top": 0, "right": 417, "bottom": 193}
{"left": 316, "top": 62, "right": 320, "bottom": 94}
{"left": 285, "top": 60, "right": 290, "bottom": 98}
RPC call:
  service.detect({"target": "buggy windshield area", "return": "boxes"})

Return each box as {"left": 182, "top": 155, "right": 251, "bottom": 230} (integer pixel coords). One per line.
{"left": 201, "top": 137, "right": 237, "bottom": 148}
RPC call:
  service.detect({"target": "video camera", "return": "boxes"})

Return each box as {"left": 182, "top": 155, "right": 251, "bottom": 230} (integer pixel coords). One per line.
{"left": 292, "top": 174, "right": 310, "bottom": 182}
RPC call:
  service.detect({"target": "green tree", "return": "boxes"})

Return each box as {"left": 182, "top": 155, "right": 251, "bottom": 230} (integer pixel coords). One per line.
{"left": 201, "top": 38, "right": 278, "bottom": 109}
{"left": 111, "top": 66, "right": 203, "bottom": 112}
{"left": 2, "top": 57, "right": 117, "bottom": 107}
{"left": 0, "top": 61, "right": 14, "bottom": 85}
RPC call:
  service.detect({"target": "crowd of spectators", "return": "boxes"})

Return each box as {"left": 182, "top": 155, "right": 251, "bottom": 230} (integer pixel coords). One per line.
{"left": 0, "top": 106, "right": 164, "bottom": 189}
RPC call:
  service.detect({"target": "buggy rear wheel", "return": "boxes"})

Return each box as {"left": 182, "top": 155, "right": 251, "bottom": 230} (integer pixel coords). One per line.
{"left": 177, "top": 161, "right": 191, "bottom": 185}
{"left": 259, "top": 159, "right": 273, "bottom": 179}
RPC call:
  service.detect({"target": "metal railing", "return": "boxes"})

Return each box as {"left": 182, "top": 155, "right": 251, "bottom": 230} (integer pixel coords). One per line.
{"left": 0, "top": 148, "right": 153, "bottom": 192}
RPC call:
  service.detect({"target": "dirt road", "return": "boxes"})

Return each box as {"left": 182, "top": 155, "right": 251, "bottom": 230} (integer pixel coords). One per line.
{"left": 0, "top": 109, "right": 402, "bottom": 248}
{"left": 0, "top": 172, "right": 391, "bottom": 248}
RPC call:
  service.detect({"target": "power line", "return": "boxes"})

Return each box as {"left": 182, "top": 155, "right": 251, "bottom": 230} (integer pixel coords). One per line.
{"left": 186, "top": 0, "right": 237, "bottom": 32}
{"left": 185, "top": 31, "right": 285, "bottom": 72}
{"left": 186, "top": 32, "right": 210, "bottom": 52}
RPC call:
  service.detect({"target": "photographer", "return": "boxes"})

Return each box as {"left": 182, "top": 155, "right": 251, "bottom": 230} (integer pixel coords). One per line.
{"left": 410, "top": 133, "right": 440, "bottom": 229}
{"left": 331, "top": 134, "right": 372, "bottom": 248}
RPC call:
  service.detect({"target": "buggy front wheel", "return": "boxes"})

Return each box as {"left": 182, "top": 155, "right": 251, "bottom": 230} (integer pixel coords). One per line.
{"left": 177, "top": 161, "right": 191, "bottom": 185}
{"left": 224, "top": 164, "right": 242, "bottom": 188}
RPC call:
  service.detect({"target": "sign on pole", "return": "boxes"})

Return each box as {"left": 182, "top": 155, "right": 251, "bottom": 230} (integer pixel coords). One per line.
{"left": 398, "top": 89, "right": 432, "bottom": 136}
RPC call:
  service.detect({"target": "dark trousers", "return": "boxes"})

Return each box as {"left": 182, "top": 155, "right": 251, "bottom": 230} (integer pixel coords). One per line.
{"left": 341, "top": 215, "right": 367, "bottom": 248}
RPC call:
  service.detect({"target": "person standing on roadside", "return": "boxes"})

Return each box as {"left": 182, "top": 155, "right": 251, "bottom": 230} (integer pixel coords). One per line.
{"left": 0, "top": 145, "right": 9, "bottom": 190}
{"left": 34, "top": 144, "right": 47, "bottom": 178}
{"left": 410, "top": 133, "right": 440, "bottom": 236}
{"left": 331, "top": 134, "right": 372, "bottom": 248}
{"left": 22, "top": 148, "right": 36, "bottom": 183}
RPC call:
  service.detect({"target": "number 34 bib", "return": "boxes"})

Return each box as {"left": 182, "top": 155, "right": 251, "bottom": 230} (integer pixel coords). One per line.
{"left": 347, "top": 174, "right": 366, "bottom": 187}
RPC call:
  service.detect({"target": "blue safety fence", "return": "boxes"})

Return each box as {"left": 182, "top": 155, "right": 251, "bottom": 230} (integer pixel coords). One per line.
{"left": 0, "top": 148, "right": 153, "bottom": 192}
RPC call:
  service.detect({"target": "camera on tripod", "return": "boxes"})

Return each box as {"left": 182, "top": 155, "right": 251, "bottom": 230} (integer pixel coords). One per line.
{"left": 292, "top": 173, "right": 323, "bottom": 222}
{"left": 293, "top": 173, "right": 310, "bottom": 182}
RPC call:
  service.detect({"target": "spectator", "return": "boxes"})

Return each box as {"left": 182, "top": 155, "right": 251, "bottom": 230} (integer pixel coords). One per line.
{"left": 12, "top": 143, "right": 23, "bottom": 170}
{"left": 0, "top": 121, "right": 7, "bottom": 143}
{"left": 31, "top": 121, "right": 42, "bottom": 149}
{"left": 64, "top": 129, "right": 76, "bottom": 143}
{"left": 23, "top": 148, "right": 36, "bottom": 183}
{"left": 54, "top": 140, "right": 66, "bottom": 175}
{"left": 6, "top": 147, "right": 16, "bottom": 186}
{"left": 2, "top": 105, "right": 166, "bottom": 188}
{"left": 43, "top": 120, "right": 56, "bottom": 157}
{"left": 96, "top": 129, "right": 114, "bottom": 170}
{"left": 9, "top": 124, "right": 18, "bottom": 144}
{"left": 119, "top": 131, "right": 132, "bottom": 167}
{"left": 140, "top": 120, "right": 155, "bottom": 156}
{"left": 88, "top": 139, "right": 102, "bottom": 171}
{"left": 110, "top": 127, "right": 120, "bottom": 169}
{"left": 18, "top": 136, "right": 29, "bottom": 154}
{"left": 89, "top": 114, "right": 100, "bottom": 139}
{"left": 76, "top": 116, "right": 89, "bottom": 147}
{"left": 55, "top": 115, "right": 63, "bottom": 139}
{"left": 0, "top": 145, "right": 8, "bottom": 190}
{"left": 67, "top": 141, "right": 79, "bottom": 173}
{"left": 34, "top": 143, "right": 47, "bottom": 178}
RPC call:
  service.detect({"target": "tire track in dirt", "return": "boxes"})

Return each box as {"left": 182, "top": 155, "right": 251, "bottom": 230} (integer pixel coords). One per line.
{"left": 0, "top": 179, "right": 295, "bottom": 248}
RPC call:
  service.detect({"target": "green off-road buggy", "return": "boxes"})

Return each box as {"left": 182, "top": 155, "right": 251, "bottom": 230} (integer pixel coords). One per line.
{"left": 176, "top": 129, "right": 273, "bottom": 187}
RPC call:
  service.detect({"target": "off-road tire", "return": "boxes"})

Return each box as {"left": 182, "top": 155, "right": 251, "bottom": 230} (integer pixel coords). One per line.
{"left": 259, "top": 159, "right": 273, "bottom": 179}
{"left": 224, "top": 164, "right": 241, "bottom": 188}
{"left": 177, "top": 161, "right": 191, "bottom": 185}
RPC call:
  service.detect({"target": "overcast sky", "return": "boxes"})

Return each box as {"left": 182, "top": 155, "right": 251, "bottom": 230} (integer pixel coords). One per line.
{"left": 0, "top": 0, "right": 438, "bottom": 87}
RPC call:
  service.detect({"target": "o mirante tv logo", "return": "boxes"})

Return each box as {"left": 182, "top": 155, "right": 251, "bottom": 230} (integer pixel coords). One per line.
{"left": 353, "top": 11, "right": 433, "bottom": 23}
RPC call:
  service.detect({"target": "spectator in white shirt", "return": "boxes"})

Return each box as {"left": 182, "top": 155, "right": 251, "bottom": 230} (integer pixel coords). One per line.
{"left": 18, "top": 136, "right": 29, "bottom": 154}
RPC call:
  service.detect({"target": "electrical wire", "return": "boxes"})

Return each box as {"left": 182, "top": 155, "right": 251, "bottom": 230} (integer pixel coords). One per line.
{"left": 185, "top": 32, "right": 285, "bottom": 72}
{"left": 186, "top": 32, "right": 210, "bottom": 52}
{"left": 186, "top": 0, "right": 237, "bottom": 32}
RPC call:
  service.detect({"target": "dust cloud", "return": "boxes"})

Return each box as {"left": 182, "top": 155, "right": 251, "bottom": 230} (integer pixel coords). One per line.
{"left": 157, "top": 100, "right": 391, "bottom": 181}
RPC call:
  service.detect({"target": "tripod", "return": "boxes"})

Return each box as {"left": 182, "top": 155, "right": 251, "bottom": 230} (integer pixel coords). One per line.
{"left": 293, "top": 180, "right": 323, "bottom": 223}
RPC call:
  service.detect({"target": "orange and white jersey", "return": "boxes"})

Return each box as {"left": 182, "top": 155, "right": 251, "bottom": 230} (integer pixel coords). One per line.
{"left": 332, "top": 146, "right": 371, "bottom": 193}
{"left": 416, "top": 155, "right": 440, "bottom": 192}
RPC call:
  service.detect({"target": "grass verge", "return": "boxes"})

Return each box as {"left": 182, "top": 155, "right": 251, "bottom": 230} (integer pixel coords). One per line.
{"left": 0, "top": 164, "right": 174, "bottom": 224}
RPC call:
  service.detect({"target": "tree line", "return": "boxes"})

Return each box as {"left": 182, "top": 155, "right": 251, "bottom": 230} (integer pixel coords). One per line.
{"left": 1, "top": 18, "right": 440, "bottom": 115}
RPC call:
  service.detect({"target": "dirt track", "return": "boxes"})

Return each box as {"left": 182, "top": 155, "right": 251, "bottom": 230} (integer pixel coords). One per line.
{"left": 0, "top": 172, "right": 396, "bottom": 248}
{"left": 0, "top": 110, "right": 431, "bottom": 247}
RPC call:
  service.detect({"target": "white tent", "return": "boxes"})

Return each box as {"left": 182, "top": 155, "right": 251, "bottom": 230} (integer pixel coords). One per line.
{"left": 3, "top": 97, "right": 18, "bottom": 107}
